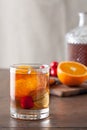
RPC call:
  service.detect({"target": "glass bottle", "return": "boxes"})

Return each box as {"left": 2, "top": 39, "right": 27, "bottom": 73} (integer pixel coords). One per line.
{"left": 65, "top": 12, "right": 87, "bottom": 66}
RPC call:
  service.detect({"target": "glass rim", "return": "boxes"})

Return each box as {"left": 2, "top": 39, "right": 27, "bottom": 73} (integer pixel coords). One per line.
{"left": 10, "top": 63, "right": 49, "bottom": 69}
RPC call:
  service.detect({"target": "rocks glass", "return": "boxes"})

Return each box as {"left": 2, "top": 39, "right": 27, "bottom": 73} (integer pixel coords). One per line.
{"left": 10, "top": 64, "right": 49, "bottom": 120}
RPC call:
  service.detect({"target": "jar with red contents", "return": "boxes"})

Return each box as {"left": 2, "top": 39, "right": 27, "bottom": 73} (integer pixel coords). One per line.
{"left": 66, "top": 12, "right": 87, "bottom": 66}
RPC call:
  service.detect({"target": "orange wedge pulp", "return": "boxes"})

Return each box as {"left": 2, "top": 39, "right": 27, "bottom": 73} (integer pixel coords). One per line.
{"left": 16, "top": 65, "right": 36, "bottom": 74}
{"left": 15, "top": 65, "right": 38, "bottom": 98}
{"left": 57, "top": 61, "right": 87, "bottom": 86}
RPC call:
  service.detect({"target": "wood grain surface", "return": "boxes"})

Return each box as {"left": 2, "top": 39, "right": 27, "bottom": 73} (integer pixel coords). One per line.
{"left": 50, "top": 79, "right": 87, "bottom": 97}
{"left": 0, "top": 69, "right": 87, "bottom": 129}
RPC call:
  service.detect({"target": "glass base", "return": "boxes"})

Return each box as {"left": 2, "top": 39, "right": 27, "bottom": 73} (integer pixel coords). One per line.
{"left": 10, "top": 107, "right": 49, "bottom": 120}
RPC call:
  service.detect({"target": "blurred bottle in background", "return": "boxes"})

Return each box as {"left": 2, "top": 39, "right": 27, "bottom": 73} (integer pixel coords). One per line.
{"left": 65, "top": 12, "right": 87, "bottom": 66}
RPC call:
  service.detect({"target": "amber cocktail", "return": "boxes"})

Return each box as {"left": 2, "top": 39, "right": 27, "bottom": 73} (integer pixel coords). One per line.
{"left": 10, "top": 64, "right": 49, "bottom": 120}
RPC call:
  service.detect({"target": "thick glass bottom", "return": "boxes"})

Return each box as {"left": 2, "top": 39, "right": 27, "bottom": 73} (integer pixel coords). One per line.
{"left": 10, "top": 107, "right": 49, "bottom": 120}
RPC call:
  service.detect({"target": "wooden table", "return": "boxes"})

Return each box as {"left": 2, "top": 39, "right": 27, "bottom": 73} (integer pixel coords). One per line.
{"left": 1, "top": 69, "right": 87, "bottom": 129}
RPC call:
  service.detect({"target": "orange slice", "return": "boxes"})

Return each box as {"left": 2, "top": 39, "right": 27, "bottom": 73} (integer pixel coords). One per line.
{"left": 57, "top": 61, "right": 87, "bottom": 86}
{"left": 15, "top": 65, "right": 49, "bottom": 99}
{"left": 15, "top": 65, "right": 37, "bottom": 98}
{"left": 34, "top": 91, "right": 49, "bottom": 108}
{"left": 16, "top": 65, "right": 36, "bottom": 74}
